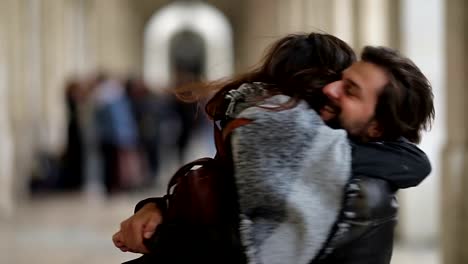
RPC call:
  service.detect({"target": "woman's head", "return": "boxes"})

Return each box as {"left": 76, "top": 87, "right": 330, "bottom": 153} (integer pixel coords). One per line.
{"left": 193, "top": 33, "right": 356, "bottom": 119}
{"left": 260, "top": 33, "right": 356, "bottom": 86}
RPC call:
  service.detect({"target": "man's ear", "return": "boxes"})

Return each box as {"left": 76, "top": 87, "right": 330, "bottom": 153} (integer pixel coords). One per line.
{"left": 367, "top": 120, "right": 383, "bottom": 139}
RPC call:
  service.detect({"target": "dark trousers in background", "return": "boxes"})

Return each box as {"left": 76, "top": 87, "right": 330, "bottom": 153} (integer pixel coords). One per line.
{"left": 100, "top": 143, "right": 118, "bottom": 195}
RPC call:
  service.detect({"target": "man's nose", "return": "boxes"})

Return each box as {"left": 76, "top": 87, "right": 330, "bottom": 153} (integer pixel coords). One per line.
{"left": 322, "top": 81, "right": 342, "bottom": 100}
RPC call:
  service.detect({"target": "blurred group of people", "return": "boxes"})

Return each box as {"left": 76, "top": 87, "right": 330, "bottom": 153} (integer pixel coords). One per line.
{"left": 31, "top": 72, "right": 208, "bottom": 195}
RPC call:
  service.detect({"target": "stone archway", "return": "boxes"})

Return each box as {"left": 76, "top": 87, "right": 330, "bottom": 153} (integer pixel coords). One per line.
{"left": 143, "top": 1, "right": 234, "bottom": 89}
{"left": 169, "top": 29, "right": 206, "bottom": 81}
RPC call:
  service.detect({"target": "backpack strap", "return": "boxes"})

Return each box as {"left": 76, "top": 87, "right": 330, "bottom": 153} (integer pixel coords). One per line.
{"left": 214, "top": 118, "right": 252, "bottom": 158}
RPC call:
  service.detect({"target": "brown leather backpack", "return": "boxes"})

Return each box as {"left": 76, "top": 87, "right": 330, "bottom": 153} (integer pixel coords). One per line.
{"left": 126, "top": 119, "right": 252, "bottom": 264}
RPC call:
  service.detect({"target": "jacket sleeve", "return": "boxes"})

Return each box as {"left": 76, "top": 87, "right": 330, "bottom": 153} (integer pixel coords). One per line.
{"left": 134, "top": 197, "right": 167, "bottom": 214}
{"left": 351, "top": 138, "right": 431, "bottom": 189}
{"left": 130, "top": 196, "right": 244, "bottom": 263}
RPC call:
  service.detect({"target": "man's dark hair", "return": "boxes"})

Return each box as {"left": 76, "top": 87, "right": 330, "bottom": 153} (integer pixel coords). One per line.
{"left": 361, "top": 46, "right": 435, "bottom": 143}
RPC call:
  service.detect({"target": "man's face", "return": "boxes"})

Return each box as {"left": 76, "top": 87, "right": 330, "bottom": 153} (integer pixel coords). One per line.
{"left": 320, "top": 61, "right": 389, "bottom": 139}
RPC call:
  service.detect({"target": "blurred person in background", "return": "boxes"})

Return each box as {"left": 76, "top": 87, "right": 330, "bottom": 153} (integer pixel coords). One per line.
{"left": 125, "top": 77, "right": 161, "bottom": 185}
{"left": 61, "top": 78, "right": 86, "bottom": 191}
{"left": 30, "top": 78, "right": 88, "bottom": 193}
{"left": 93, "top": 74, "right": 143, "bottom": 195}
{"left": 113, "top": 33, "right": 434, "bottom": 264}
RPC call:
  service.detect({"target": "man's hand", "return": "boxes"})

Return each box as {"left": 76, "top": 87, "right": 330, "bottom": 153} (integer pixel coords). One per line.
{"left": 112, "top": 203, "right": 163, "bottom": 253}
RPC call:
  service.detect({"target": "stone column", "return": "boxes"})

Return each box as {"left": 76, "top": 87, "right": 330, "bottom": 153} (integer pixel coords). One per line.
{"left": 67, "top": 0, "right": 90, "bottom": 75}
{"left": 0, "top": 0, "right": 15, "bottom": 218}
{"left": 235, "top": 0, "right": 280, "bottom": 69}
{"left": 237, "top": 0, "right": 338, "bottom": 70}
{"left": 331, "top": 0, "right": 355, "bottom": 47}
{"left": 302, "top": 0, "right": 335, "bottom": 34}
{"left": 4, "top": 0, "right": 38, "bottom": 203}
{"left": 352, "top": 0, "right": 394, "bottom": 49}
{"left": 276, "top": 0, "right": 307, "bottom": 34}
{"left": 397, "top": 0, "right": 444, "bottom": 245}
{"left": 39, "top": 0, "right": 101, "bottom": 153}
{"left": 88, "top": 0, "right": 142, "bottom": 75}
{"left": 40, "top": 0, "right": 73, "bottom": 153}
{"left": 442, "top": 0, "right": 468, "bottom": 263}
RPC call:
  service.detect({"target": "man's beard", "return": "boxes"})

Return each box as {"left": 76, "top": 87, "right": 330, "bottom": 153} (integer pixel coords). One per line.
{"left": 322, "top": 99, "right": 342, "bottom": 129}
{"left": 326, "top": 117, "right": 369, "bottom": 141}
{"left": 324, "top": 116, "right": 342, "bottom": 129}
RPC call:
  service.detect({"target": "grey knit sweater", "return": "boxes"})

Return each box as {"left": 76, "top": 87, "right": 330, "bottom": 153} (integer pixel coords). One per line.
{"left": 226, "top": 83, "right": 352, "bottom": 264}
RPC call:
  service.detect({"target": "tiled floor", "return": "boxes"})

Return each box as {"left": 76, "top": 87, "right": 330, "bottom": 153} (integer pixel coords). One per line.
{"left": 392, "top": 245, "right": 440, "bottom": 264}
{"left": 0, "top": 188, "right": 440, "bottom": 264}
{"left": 0, "top": 189, "right": 156, "bottom": 264}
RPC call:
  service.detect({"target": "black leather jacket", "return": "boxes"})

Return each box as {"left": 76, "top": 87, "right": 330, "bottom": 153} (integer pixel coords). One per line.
{"left": 127, "top": 138, "right": 430, "bottom": 264}
{"left": 313, "top": 138, "right": 431, "bottom": 264}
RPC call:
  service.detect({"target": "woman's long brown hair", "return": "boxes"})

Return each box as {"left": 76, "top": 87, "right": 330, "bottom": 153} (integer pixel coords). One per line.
{"left": 176, "top": 33, "right": 356, "bottom": 121}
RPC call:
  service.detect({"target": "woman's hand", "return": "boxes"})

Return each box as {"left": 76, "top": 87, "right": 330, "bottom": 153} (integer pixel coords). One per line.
{"left": 112, "top": 203, "right": 163, "bottom": 253}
